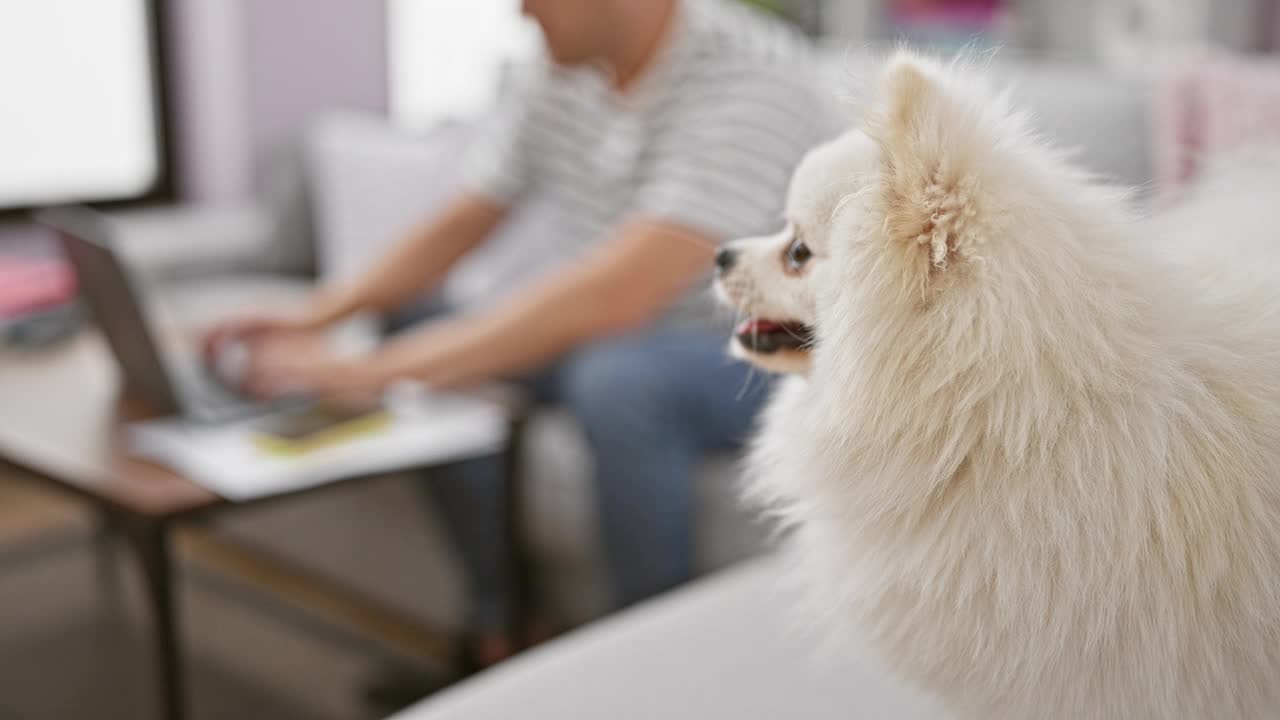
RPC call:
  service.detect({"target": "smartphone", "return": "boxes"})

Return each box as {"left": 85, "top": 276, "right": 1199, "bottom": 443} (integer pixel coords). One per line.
{"left": 252, "top": 401, "right": 392, "bottom": 456}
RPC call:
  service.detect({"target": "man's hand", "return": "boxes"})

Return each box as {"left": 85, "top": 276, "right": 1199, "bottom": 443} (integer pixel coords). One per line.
{"left": 200, "top": 293, "right": 356, "bottom": 399}
{"left": 201, "top": 193, "right": 507, "bottom": 367}
{"left": 242, "top": 343, "right": 389, "bottom": 402}
{"left": 200, "top": 303, "right": 331, "bottom": 363}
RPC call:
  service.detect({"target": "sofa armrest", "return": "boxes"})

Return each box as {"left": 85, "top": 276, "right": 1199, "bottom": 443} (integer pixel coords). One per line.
{"left": 109, "top": 204, "right": 280, "bottom": 285}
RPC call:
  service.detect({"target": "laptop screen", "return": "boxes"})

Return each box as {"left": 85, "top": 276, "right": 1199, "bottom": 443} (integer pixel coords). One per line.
{"left": 44, "top": 209, "right": 182, "bottom": 414}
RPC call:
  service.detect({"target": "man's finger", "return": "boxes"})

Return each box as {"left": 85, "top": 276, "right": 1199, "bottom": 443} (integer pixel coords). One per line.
{"left": 250, "top": 355, "right": 320, "bottom": 398}
{"left": 202, "top": 319, "right": 254, "bottom": 361}
{"left": 200, "top": 326, "right": 229, "bottom": 361}
{"left": 242, "top": 349, "right": 285, "bottom": 398}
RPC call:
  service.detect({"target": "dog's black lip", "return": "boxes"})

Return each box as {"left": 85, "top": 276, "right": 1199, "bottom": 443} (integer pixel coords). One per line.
{"left": 734, "top": 320, "right": 814, "bottom": 354}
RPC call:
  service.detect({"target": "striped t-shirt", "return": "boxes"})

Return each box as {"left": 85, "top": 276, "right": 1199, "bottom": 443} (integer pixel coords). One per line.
{"left": 460, "top": 0, "right": 840, "bottom": 325}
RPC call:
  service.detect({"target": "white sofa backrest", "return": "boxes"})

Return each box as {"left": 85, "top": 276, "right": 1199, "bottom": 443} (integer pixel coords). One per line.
{"left": 995, "top": 61, "right": 1152, "bottom": 191}
{"left": 305, "top": 111, "right": 578, "bottom": 309}
{"left": 304, "top": 112, "right": 466, "bottom": 284}
{"left": 817, "top": 51, "right": 1153, "bottom": 190}
{"left": 305, "top": 59, "right": 1152, "bottom": 304}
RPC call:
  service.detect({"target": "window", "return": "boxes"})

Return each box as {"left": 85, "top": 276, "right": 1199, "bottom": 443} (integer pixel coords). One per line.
{"left": 387, "top": 0, "right": 540, "bottom": 131}
{"left": 0, "top": 0, "right": 169, "bottom": 212}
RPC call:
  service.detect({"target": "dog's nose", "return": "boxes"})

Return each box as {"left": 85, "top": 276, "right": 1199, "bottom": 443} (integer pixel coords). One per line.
{"left": 715, "top": 247, "right": 738, "bottom": 274}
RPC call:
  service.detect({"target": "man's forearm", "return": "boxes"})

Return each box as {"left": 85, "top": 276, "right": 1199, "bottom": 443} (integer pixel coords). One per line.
{"left": 374, "top": 268, "right": 631, "bottom": 386}
{"left": 368, "top": 219, "right": 717, "bottom": 388}
{"left": 310, "top": 193, "right": 508, "bottom": 323}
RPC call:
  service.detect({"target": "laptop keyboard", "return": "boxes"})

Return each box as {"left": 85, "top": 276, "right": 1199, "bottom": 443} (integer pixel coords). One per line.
{"left": 168, "top": 360, "right": 258, "bottom": 420}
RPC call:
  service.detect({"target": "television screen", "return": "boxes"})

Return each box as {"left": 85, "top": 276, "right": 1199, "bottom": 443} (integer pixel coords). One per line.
{"left": 0, "top": 0, "right": 165, "bottom": 211}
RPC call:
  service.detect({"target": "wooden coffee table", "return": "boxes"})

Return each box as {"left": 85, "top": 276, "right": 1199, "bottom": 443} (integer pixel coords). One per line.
{"left": 0, "top": 332, "right": 529, "bottom": 720}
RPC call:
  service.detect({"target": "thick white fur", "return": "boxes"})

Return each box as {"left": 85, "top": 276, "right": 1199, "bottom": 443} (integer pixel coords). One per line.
{"left": 743, "top": 52, "right": 1280, "bottom": 719}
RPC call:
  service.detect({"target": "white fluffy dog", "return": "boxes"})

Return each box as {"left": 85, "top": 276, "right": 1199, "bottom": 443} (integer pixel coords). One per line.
{"left": 716, "top": 51, "right": 1280, "bottom": 719}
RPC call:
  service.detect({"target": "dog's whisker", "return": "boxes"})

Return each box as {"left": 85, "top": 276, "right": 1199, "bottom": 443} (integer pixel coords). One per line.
{"left": 780, "top": 325, "right": 810, "bottom": 342}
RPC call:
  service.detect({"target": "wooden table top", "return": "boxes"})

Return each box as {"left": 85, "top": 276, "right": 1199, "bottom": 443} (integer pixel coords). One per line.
{"left": 0, "top": 332, "right": 220, "bottom": 518}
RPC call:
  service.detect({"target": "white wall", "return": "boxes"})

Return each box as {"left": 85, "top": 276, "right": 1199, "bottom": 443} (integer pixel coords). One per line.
{"left": 388, "top": 0, "right": 539, "bottom": 130}
{"left": 167, "top": 0, "right": 387, "bottom": 203}
{"left": 167, "top": 0, "right": 251, "bottom": 203}
{"left": 241, "top": 0, "right": 387, "bottom": 159}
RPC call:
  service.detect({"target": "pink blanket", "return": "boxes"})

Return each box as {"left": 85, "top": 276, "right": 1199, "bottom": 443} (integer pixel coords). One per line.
{"left": 1155, "top": 52, "right": 1280, "bottom": 201}
{"left": 0, "top": 257, "right": 77, "bottom": 318}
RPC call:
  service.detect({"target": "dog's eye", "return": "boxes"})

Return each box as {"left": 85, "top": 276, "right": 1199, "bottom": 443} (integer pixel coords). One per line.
{"left": 785, "top": 236, "right": 812, "bottom": 272}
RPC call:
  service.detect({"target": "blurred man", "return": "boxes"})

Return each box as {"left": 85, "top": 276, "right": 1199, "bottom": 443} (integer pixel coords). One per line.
{"left": 205, "top": 0, "right": 836, "bottom": 664}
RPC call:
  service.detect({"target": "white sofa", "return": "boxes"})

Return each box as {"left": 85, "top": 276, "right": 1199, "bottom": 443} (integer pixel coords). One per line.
{"left": 378, "top": 56, "right": 1160, "bottom": 719}
{"left": 113, "top": 53, "right": 1153, "bottom": 636}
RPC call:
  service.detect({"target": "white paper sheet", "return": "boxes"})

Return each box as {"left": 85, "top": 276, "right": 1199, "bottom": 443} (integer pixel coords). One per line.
{"left": 128, "top": 393, "right": 509, "bottom": 501}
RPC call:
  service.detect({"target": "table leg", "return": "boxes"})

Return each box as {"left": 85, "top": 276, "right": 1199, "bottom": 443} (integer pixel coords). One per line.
{"left": 502, "top": 419, "right": 532, "bottom": 648}
{"left": 93, "top": 512, "right": 122, "bottom": 612}
{"left": 113, "top": 514, "right": 184, "bottom": 720}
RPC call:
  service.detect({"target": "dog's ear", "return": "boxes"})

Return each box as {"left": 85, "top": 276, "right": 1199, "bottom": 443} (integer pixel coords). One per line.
{"left": 866, "top": 52, "right": 990, "bottom": 272}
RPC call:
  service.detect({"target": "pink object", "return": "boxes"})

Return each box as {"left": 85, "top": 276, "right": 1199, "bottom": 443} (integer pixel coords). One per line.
{"left": 0, "top": 257, "right": 78, "bottom": 318}
{"left": 891, "top": 0, "right": 1003, "bottom": 25}
{"left": 1154, "top": 52, "right": 1280, "bottom": 202}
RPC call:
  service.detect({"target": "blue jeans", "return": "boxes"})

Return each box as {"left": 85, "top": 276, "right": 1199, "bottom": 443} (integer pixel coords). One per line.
{"left": 396, "top": 311, "right": 772, "bottom": 629}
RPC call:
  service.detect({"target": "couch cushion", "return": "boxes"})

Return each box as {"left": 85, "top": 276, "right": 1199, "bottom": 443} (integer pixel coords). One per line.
{"left": 110, "top": 206, "right": 277, "bottom": 284}
{"left": 305, "top": 112, "right": 581, "bottom": 310}
{"left": 304, "top": 112, "right": 466, "bottom": 283}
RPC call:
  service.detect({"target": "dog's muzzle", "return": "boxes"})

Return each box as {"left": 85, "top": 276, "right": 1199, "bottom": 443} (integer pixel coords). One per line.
{"left": 734, "top": 319, "right": 813, "bottom": 354}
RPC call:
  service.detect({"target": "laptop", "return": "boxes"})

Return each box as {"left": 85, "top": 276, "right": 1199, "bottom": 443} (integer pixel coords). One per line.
{"left": 37, "top": 205, "right": 288, "bottom": 424}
